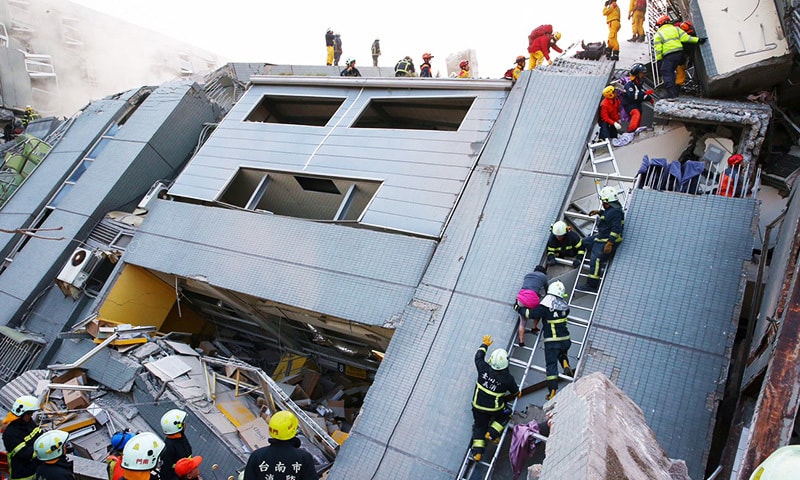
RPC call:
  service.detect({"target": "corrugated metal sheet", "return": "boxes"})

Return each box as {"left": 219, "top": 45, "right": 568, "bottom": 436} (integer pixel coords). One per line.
{"left": 169, "top": 80, "right": 507, "bottom": 237}
{"left": 125, "top": 200, "right": 436, "bottom": 327}
{"left": 0, "top": 369, "right": 47, "bottom": 411}
{"left": 582, "top": 189, "right": 756, "bottom": 479}
{"left": 330, "top": 65, "right": 613, "bottom": 479}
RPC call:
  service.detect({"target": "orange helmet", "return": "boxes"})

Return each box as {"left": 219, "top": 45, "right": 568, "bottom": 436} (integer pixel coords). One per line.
{"left": 656, "top": 15, "right": 670, "bottom": 26}
{"left": 422, "top": 53, "right": 433, "bottom": 61}
{"left": 515, "top": 55, "right": 526, "bottom": 63}
{"left": 727, "top": 154, "right": 743, "bottom": 166}
{"left": 459, "top": 60, "right": 469, "bottom": 69}
{"left": 679, "top": 21, "right": 694, "bottom": 33}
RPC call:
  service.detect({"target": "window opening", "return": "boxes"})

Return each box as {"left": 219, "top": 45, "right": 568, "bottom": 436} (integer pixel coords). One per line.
{"left": 245, "top": 95, "right": 345, "bottom": 126}
{"left": 352, "top": 96, "right": 474, "bottom": 131}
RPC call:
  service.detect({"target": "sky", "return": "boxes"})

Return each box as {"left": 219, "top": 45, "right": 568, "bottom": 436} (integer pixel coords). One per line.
{"left": 69, "top": 0, "right": 637, "bottom": 79}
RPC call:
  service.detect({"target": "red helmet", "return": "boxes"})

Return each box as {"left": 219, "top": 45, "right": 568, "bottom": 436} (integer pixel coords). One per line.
{"left": 422, "top": 53, "right": 433, "bottom": 61}
{"left": 679, "top": 21, "right": 694, "bottom": 33}
{"left": 727, "top": 154, "right": 743, "bottom": 166}
{"left": 656, "top": 15, "right": 670, "bottom": 26}
{"left": 459, "top": 60, "right": 469, "bottom": 69}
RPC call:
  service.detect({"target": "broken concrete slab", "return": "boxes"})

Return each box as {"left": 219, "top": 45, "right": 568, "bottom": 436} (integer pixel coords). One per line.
{"left": 535, "top": 372, "right": 690, "bottom": 480}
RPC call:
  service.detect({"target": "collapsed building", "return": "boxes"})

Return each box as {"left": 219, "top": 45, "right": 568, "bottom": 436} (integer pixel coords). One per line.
{"left": 1, "top": 0, "right": 800, "bottom": 479}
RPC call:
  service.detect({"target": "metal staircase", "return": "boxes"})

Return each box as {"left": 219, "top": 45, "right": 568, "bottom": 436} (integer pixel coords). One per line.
{"left": 456, "top": 140, "right": 638, "bottom": 480}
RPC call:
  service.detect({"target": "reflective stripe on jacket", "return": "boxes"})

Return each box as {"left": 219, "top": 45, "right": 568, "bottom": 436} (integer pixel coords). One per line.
{"left": 654, "top": 24, "right": 697, "bottom": 60}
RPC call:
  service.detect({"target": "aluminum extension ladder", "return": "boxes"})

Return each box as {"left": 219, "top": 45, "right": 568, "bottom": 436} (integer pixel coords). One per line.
{"left": 456, "top": 141, "right": 637, "bottom": 480}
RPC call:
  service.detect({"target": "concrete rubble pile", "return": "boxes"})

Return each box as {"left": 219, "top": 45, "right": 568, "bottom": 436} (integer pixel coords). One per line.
{"left": 530, "top": 372, "right": 691, "bottom": 480}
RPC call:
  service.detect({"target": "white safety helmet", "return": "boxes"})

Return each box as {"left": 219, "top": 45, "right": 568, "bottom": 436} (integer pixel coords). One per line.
{"left": 749, "top": 445, "right": 800, "bottom": 480}
{"left": 547, "top": 280, "right": 568, "bottom": 298}
{"left": 551, "top": 221, "right": 568, "bottom": 236}
{"left": 121, "top": 432, "right": 164, "bottom": 471}
{"left": 35, "top": 429, "right": 69, "bottom": 462}
{"left": 160, "top": 409, "right": 187, "bottom": 435}
{"left": 599, "top": 186, "right": 618, "bottom": 203}
{"left": 11, "top": 395, "right": 40, "bottom": 416}
{"left": 487, "top": 348, "right": 509, "bottom": 370}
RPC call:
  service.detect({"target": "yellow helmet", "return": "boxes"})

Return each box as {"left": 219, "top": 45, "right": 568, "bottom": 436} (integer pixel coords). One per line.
{"left": 553, "top": 32, "right": 562, "bottom": 41}
{"left": 602, "top": 85, "right": 616, "bottom": 99}
{"left": 269, "top": 411, "right": 299, "bottom": 440}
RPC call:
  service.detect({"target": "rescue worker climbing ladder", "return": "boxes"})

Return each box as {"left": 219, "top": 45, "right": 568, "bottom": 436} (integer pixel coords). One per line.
{"left": 470, "top": 336, "right": 519, "bottom": 462}
{"left": 580, "top": 186, "right": 624, "bottom": 292}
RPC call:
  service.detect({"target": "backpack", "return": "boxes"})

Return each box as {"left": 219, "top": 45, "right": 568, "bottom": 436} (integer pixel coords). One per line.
{"left": 575, "top": 41, "right": 606, "bottom": 60}
{"left": 528, "top": 24, "right": 553, "bottom": 42}
{"left": 503, "top": 67, "right": 514, "bottom": 80}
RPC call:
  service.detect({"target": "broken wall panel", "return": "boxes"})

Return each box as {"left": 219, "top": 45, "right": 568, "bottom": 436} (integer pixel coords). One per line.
{"left": 690, "top": 0, "right": 793, "bottom": 96}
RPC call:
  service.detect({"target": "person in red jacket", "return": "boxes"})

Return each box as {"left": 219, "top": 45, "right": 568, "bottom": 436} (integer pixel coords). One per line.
{"left": 598, "top": 85, "right": 621, "bottom": 140}
{"left": 528, "top": 32, "right": 563, "bottom": 70}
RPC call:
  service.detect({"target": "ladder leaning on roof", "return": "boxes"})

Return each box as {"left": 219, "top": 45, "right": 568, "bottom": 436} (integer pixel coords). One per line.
{"left": 456, "top": 140, "right": 638, "bottom": 480}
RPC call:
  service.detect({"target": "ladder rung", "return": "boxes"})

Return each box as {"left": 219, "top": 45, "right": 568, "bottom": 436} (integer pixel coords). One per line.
{"left": 592, "top": 156, "right": 613, "bottom": 164}
{"left": 509, "top": 358, "right": 529, "bottom": 368}
{"left": 564, "top": 211, "right": 595, "bottom": 221}
{"left": 568, "top": 316, "right": 589, "bottom": 327}
{"left": 570, "top": 304, "right": 593, "bottom": 311}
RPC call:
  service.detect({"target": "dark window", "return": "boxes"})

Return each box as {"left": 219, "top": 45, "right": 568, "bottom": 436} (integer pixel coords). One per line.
{"left": 352, "top": 97, "right": 474, "bottom": 131}
{"left": 295, "top": 176, "right": 340, "bottom": 194}
{"left": 245, "top": 95, "right": 345, "bottom": 126}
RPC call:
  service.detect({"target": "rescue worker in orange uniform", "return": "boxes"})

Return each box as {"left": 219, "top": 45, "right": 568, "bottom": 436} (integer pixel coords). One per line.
{"left": 458, "top": 60, "right": 471, "bottom": 78}
{"left": 627, "top": 0, "right": 647, "bottom": 42}
{"left": 420, "top": 53, "right": 434, "bottom": 78}
{"left": 603, "top": 0, "right": 621, "bottom": 60}
{"left": 718, "top": 154, "right": 745, "bottom": 198}
{"left": 528, "top": 32, "right": 563, "bottom": 69}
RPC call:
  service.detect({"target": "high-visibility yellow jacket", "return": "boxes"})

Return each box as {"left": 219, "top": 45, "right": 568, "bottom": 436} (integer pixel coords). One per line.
{"left": 654, "top": 23, "right": 698, "bottom": 60}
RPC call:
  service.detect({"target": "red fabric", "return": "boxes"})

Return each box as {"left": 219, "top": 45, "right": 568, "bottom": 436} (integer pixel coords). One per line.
{"left": 528, "top": 24, "right": 552, "bottom": 44}
{"left": 529, "top": 35, "right": 555, "bottom": 58}
{"left": 627, "top": 109, "right": 641, "bottom": 132}
{"left": 600, "top": 97, "right": 620, "bottom": 124}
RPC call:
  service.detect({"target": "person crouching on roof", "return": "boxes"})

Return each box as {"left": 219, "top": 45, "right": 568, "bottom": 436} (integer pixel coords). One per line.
{"left": 598, "top": 85, "right": 621, "bottom": 140}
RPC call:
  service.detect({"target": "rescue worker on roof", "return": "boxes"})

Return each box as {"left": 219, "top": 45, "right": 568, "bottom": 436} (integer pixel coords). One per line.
{"left": 119, "top": 432, "right": 164, "bottom": 480}
{"left": 603, "top": 0, "right": 621, "bottom": 60}
{"left": 332, "top": 33, "right": 343, "bottom": 66}
{"left": 514, "top": 265, "right": 549, "bottom": 346}
{"left": 580, "top": 186, "right": 624, "bottom": 292}
{"left": 526, "top": 281, "right": 574, "bottom": 400}
{"left": 324, "top": 28, "right": 334, "bottom": 66}
{"left": 371, "top": 38, "right": 381, "bottom": 67}
{"left": 622, "top": 63, "right": 654, "bottom": 133}
{"left": 160, "top": 409, "right": 192, "bottom": 480}
{"left": 106, "top": 430, "right": 135, "bottom": 480}
{"left": 469, "top": 335, "right": 519, "bottom": 462}
{"left": 22, "top": 106, "right": 38, "bottom": 128}
{"left": 34, "top": 429, "right": 74, "bottom": 480}
{"left": 420, "top": 53, "right": 434, "bottom": 78}
{"left": 340, "top": 58, "right": 361, "bottom": 77}
{"left": 653, "top": 15, "right": 704, "bottom": 98}
{"left": 2, "top": 395, "right": 44, "bottom": 480}
{"left": 394, "top": 56, "right": 416, "bottom": 77}
{"left": 511, "top": 56, "right": 526, "bottom": 82}
{"left": 243, "top": 411, "right": 318, "bottom": 480}
{"left": 627, "top": 0, "right": 647, "bottom": 43}
{"left": 598, "top": 85, "right": 622, "bottom": 141}
{"left": 458, "top": 60, "right": 471, "bottom": 78}
{"left": 528, "top": 32, "right": 562, "bottom": 70}
{"left": 546, "top": 220, "right": 584, "bottom": 267}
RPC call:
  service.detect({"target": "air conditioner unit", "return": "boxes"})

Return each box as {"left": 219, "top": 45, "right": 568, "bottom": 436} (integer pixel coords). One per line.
{"left": 56, "top": 247, "right": 102, "bottom": 298}
{"left": 137, "top": 181, "right": 169, "bottom": 211}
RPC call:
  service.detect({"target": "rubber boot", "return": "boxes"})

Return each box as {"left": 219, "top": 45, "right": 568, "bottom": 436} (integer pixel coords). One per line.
{"left": 676, "top": 64, "right": 686, "bottom": 86}
{"left": 545, "top": 389, "right": 557, "bottom": 401}
{"left": 562, "top": 359, "right": 574, "bottom": 378}
{"left": 626, "top": 34, "right": 637, "bottom": 42}
{"left": 605, "top": 47, "right": 612, "bottom": 59}
{"left": 612, "top": 50, "right": 620, "bottom": 61}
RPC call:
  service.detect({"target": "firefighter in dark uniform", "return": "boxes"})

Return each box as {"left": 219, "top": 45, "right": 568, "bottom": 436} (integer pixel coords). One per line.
{"left": 527, "top": 281, "right": 574, "bottom": 400}
{"left": 546, "top": 220, "right": 585, "bottom": 267}
{"left": 2, "top": 395, "right": 43, "bottom": 480}
{"left": 243, "top": 411, "right": 318, "bottom": 480}
{"left": 470, "top": 336, "right": 519, "bottom": 462}
{"left": 580, "top": 186, "right": 624, "bottom": 291}
{"left": 34, "top": 429, "right": 75, "bottom": 480}
{"left": 160, "top": 409, "right": 192, "bottom": 480}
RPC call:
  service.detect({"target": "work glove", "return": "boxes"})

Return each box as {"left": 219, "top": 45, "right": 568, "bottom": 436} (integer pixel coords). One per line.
{"left": 698, "top": 37, "right": 708, "bottom": 44}
{"left": 603, "top": 241, "right": 613, "bottom": 255}
{"left": 613, "top": 122, "right": 622, "bottom": 130}
{"left": 546, "top": 255, "right": 557, "bottom": 266}
{"left": 572, "top": 256, "right": 582, "bottom": 267}
{"left": 588, "top": 209, "right": 601, "bottom": 216}
{"left": 482, "top": 334, "right": 493, "bottom": 346}
{"left": 645, "top": 89, "right": 654, "bottom": 95}
{"left": 548, "top": 60, "right": 553, "bottom": 66}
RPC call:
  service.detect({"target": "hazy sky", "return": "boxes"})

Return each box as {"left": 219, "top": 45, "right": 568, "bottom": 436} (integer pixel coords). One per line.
{"left": 70, "top": 0, "right": 636, "bottom": 78}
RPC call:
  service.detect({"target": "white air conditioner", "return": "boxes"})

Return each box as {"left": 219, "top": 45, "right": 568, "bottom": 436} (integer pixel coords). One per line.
{"left": 137, "top": 181, "right": 169, "bottom": 211}
{"left": 56, "top": 247, "right": 101, "bottom": 298}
